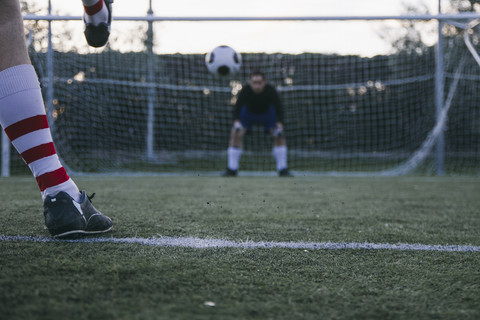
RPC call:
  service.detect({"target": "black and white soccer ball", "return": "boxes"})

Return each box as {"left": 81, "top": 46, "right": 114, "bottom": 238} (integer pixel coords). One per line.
{"left": 205, "top": 45, "right": 242, "bottom": 76}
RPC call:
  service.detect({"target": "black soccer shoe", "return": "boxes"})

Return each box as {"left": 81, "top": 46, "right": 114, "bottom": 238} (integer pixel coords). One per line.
{"left": 278, "top": 168, "right": 293, "bottom": 177}
{"left": 43, "top": 191, "right": 113, "bottom": 239}
{"left": 83, "top": 0, "right": 113, "bottom": 47}
{"left": 222, "top": 168, "right": 238, "bottom": 177}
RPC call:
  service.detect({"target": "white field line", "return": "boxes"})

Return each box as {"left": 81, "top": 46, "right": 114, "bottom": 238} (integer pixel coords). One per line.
{"left": 1, "top": 235, "right": 479, "bottom": 252}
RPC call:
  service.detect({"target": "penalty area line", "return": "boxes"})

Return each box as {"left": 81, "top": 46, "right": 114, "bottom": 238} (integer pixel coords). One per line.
{"left": 1, "top": 235, "right": 479, "bottom": 252}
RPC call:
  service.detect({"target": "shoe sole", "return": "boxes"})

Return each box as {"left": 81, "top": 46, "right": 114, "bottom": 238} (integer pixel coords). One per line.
{"left": 53, "top": 226, "right": 113, "bottom": 239}
{"left": 84, "top": 0, "right": 112, "bottom": 47}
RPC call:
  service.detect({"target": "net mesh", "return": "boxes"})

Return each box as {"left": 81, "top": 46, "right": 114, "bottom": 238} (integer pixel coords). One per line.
{"left": 2, "top": 18, "right": 480, "bottom": 175}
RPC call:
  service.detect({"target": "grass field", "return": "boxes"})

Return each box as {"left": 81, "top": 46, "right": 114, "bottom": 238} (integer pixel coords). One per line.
{"left": 0, "top": 175, "right": 479, "bottom": 319}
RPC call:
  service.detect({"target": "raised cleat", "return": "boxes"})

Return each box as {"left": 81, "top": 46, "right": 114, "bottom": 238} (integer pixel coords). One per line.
{"left": 84, "top": 0, "right": 113, "bottom": 47}
{"left": 43, "top": 191, "right": 112, "bottom": 239}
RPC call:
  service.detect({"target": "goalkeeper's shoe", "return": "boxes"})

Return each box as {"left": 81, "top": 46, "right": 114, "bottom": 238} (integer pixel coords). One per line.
{"left": 278, "top": 168, "right": 293, "bottom": 177}
{"left": 83, "top": 0, "right": 113, "bottom": 48}
{"left": 222, "top": 168, "right": 238, "bottom": 177}
{"left": 43, "top": 191, "right": 113, "bottom": 239}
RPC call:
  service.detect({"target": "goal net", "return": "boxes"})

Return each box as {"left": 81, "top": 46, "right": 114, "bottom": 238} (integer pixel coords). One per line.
{"left": 2, "top": 16, "right": 480, "bottom": 176}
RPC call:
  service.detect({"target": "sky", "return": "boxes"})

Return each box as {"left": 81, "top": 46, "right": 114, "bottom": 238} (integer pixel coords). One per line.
{"left": 27, "top": 0, "right": 442, "bottom": 56}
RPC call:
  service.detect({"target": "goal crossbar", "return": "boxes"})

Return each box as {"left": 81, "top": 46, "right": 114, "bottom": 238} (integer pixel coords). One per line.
{"left": 22, "top": 13, "right": 480, "bottom": 22}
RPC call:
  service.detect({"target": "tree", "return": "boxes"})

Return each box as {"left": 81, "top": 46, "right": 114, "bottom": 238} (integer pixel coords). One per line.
{"left": 448, "top": 0, "right": 480, "bottom": 12}
{"left": 21, "top": 0, "right": 49, "bottom": 51}
{"left": 377, "top": 2, "right": 434, "bottom": 54}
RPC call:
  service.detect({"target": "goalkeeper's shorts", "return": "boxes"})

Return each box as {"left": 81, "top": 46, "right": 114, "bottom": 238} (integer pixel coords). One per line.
{"left": 240, "top": 105, "right": 277, "bottom": 134}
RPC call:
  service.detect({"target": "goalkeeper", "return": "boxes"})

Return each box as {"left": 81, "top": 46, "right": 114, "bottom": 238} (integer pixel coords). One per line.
{"left": 223, "top": 71, "right": 292, "bottom": 177}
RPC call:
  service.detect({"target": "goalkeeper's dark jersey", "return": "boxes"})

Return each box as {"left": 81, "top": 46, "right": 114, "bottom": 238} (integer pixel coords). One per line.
{"left": 233, "top": 84, "right": 284, "bottom": 122}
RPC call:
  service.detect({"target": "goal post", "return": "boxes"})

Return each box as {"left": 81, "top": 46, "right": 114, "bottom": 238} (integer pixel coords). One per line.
{"left": 3, "top": 12, "right": 478, "bottom": 176}
{"left": 1, "top": 131, "right": 10, "bottom": 177}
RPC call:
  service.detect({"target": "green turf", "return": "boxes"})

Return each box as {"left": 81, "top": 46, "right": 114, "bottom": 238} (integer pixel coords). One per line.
{"left": 0, "top": 176, "right": 479, "bottom": 319}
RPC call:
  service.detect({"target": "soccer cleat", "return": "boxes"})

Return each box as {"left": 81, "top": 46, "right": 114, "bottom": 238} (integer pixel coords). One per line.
{"left": 278, "top": 168, "right": 293, "bottom": 177}
{"left": 222, "top": 168, "right": 238, "bottom": 177}
{"left": 83, "top": 0, "right": 113, "bottom": 48}
{"left": 43, "top": 191, "right": 113, "bottom": 239}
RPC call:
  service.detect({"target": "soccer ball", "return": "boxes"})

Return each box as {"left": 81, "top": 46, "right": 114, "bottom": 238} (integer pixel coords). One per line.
{"left": 205, "top": 45, "right": 242, "bottom": 76}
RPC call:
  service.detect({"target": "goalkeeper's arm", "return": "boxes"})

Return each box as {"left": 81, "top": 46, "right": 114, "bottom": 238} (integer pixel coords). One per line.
{"left": 232, "top": 86, "right": 246, "bottom": 122}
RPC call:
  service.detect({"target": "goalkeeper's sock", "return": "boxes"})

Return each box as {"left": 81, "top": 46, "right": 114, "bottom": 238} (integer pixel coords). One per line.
{"left": 227, "top": 146, "right": 242, "bottom": 171}
{"left": 273, "top": 145, "right": 288, "bottom": 171}
{"left": 82, "top": 0, "right": 109, "bottom": 26}
{"left": 0, "top": 64, "right": 81, "bottom": 202}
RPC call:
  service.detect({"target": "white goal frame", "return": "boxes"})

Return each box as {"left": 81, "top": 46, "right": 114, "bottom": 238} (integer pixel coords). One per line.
{"left": 3, "top": 10, "right": 480, "bottom": 177}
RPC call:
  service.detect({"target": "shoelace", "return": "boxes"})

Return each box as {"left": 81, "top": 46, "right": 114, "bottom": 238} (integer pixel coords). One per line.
{"left": 87, "top": 193, "right": 96, "bottom": 202}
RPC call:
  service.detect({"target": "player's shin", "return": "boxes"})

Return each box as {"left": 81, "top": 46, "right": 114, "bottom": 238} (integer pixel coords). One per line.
{"left": 273, "top": 145, "right": 288, "bottom": 171}
{"left": 0, "top": 64, "right": 80, "bottom": 201}
{"left": 227, "top": 146, "right": 242, "bottom": 171}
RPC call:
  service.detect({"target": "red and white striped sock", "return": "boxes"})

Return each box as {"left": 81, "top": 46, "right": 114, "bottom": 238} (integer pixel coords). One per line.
{"left": 0, "top": 64, "right": 81, "bottom": 202}
{"left": 82, "top": 0, "right": 108, "bottom": 26}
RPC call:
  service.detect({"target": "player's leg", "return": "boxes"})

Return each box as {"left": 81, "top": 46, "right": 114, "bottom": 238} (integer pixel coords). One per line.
{"left": 265, "top": 106, "right": 292, "bottom": 177}
{"left": 0, "top": 0, "right": 112, "bottom": 238}
{"left": 272, "top": 135, "right": 292, "bottom": 177}
{"left": 0, "top": 0, "right": 30, "bottom": 71}
{"left": 223, "top": 107, "right": 248, "bottom": 176}
{"left": 224, "top": 124, "right": 246, "bottom": 176}
{"left": 82, "top": 0, "right": 113, "bottom": 47}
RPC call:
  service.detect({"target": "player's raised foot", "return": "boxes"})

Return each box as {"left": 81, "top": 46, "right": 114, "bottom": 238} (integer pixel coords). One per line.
{"left": 83, "top": 0, "right": 113, "bottom": 47}
{"left": 278, "top": 168, "right": 293, "bottom": 177}
{"left": 222, "top": 168, "right": 238, "bottom": 177}
{"left": 43, "top": 191, "right": 113, "bottom": 239}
